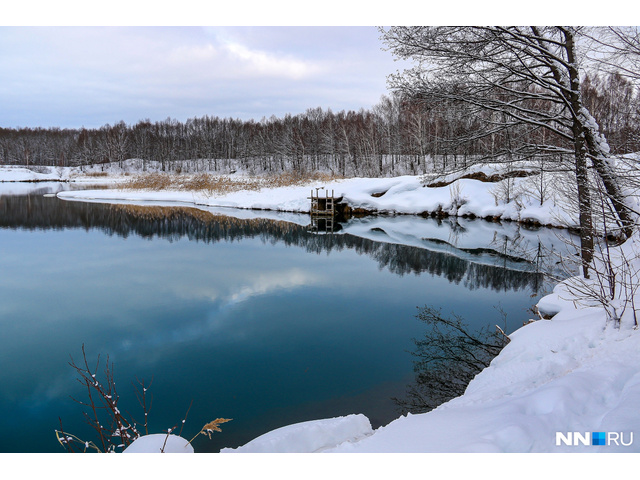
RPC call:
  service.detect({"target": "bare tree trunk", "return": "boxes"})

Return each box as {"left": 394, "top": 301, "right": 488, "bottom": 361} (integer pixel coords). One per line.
{"left": 584, "top": 128, "right": 635, "bottom": 238}
{"left": 564, "top": 30, "right": 594, "bottom": 277}
{"left": 574, "top": 145, "right": 594, "bottom": 278}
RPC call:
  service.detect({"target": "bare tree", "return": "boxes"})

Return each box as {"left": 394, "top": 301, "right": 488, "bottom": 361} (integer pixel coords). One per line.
{"left": 394, "top": 305, "right": 509, "bottom": 414}
{"left": 380, "top": 26, "right": 636, "bottom": 277}
{"left": 587, "top": 27, "right": 640, "bottom": 83}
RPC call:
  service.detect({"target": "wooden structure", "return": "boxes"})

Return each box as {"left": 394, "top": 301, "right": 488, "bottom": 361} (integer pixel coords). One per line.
{"left": 309, "top": 188, "right": 337, "bottom": 216}
{"left": 308, "top": 188, "right": 342, "bottom": 233}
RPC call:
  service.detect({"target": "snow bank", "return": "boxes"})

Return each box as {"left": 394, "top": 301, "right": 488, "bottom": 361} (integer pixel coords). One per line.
{"left": 0, "top": 165, "right": 64, "bottom": 182}
{"left": 220, "top": 414, "right": 373, "bottom": 453}
{"left": 123, "top": 434, "right": 194, "bottom": 453}
{"left": 0, "top": 164, "right": 132, "bottom": 185}
{"left": 51, "top": 171, "right": 578, "bottom": 229}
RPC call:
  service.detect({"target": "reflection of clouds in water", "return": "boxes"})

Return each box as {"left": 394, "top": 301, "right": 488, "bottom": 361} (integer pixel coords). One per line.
{"left": 172, "top": 267, "right": 324, "bottom": 307}
{"left": 226, "top": 269, "right": 322, "bottom": 306}
{"left": 107, "top": 268, "right": 324, "bottom": 368}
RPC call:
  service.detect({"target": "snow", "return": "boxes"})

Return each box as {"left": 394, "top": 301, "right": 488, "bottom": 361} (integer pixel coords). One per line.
{"left": 51, "top": 171, "right": 578, "bottom": 230}
{"left": 122, "top": 434, "right": 194, "bottom": 453}
{"left": 2, "top": 160, "right": 639, "bottom": 456}
{"left": 220, "top": 414, "right": 373, "bottom": 453}
{"left": 0, "top": 165, "right": 64, "bottom": 182}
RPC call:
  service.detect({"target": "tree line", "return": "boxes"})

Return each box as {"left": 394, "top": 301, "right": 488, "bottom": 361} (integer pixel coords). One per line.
{"left": 1, "top": 73, "right": 638, "bottom": 178}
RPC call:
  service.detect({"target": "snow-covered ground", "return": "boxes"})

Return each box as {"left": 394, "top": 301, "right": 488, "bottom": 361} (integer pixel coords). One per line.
{"left": 52, "top": 170, "right": 578, "bottom": 228}
{"left": 0, "top": 164, "right": 127, "bottom": 185}
{"left": 2, "top": 161, "right": 639, "bottom": 457}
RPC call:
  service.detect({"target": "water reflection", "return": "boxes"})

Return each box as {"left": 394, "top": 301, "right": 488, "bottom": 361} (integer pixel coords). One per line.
{"left": 394, "top": 305, "right": 510, "bottom": 415}
{"left": 0, "top": 192, "right": 559, "bottom": 294}
{"left": 0, "top": 188, "right": 574, "bottom": 452}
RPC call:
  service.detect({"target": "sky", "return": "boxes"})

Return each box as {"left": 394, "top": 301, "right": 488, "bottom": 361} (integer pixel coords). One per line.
{"left": 0, "top": 26, "right": 408, "bottom": 129}
{"left": 2, "top": 2, "right": 622, "bottom": 130}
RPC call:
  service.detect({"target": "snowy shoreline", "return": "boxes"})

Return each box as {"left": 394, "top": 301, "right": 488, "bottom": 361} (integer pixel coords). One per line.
{"left": 1, "top": 163, "right": 578, "bottom": 229}
{"left": 3, "top": 163, "right": 639, "bottom": 453}
{"left": 54, "top": 173, "right": 574, "bottom": 229}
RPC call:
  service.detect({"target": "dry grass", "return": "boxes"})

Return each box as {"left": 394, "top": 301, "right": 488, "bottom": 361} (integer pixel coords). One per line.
{"left": 188, "top": 418, "right": 233, "bottom": 443}
{"left": 123, "top": 171, "right": 343, "bottom": 195}
{"left": 84, "top": 171, "right": 110, "bottom": 177}
{"left": 261, "top": 171, "right": 342, "bottom": 188}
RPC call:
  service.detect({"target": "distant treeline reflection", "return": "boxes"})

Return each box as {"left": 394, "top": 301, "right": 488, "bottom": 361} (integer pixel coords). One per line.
{"left": 1, "top": 192, "right": 546, "bottom": 293}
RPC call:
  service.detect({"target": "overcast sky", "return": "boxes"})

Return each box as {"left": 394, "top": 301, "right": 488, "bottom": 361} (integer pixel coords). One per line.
{"left": 2, "top": 1, "right": 619, "bottom": 130}
{"left": 0, "top": 26, "right": 410, "bottom": 129}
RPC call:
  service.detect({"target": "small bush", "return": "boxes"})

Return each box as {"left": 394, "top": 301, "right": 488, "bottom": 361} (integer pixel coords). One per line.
{"left": 56, "top": 345, "right": 231, "bottom": 453}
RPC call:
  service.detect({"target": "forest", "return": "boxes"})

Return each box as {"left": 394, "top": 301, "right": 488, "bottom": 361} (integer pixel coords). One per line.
{"left": 1, "top": 73, "right": 638, "bottom": 178}
{"left": 0, "top": 70, "right": 640, "bottom": 177}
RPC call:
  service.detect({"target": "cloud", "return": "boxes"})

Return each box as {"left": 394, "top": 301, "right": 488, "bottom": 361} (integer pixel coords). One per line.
{"left": 221, "top": 41, "right": 323, "bottom": 80}
{"left": 162, "top": 35, "right": 325, "bottom": 84}
{"left": 225, "top": 268, "right": 321, "bottom": 306}
{"left": 0, "top": 26, "right": 397, "bottom": 128}
{"left": 173, "top": 267, "right": 322, "bottom": 307}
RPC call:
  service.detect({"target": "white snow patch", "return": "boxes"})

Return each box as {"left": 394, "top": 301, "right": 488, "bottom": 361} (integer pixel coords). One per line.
{"left": 220, "top": 414, "right": 373, "bottom": 453}
{"left": 123, "top": 434, "right": 194, "bottom": 453}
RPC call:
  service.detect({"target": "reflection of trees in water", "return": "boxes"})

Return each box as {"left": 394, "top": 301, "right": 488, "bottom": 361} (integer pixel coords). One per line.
{"left": 394, "top": 305, "right": 509, "bottom": 415}
{"left": 1, "top": 194, "right": 546, "bottom": 292}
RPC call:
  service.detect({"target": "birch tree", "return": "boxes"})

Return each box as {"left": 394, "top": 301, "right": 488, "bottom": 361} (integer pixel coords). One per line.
{"left": 381, "top": 26, "right": 635, "bottom": 276}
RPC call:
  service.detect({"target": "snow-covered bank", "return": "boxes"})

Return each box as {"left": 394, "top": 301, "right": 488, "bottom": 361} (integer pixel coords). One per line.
{"left": 0, "top": 165, "right": 64, "bottom": 182}
{"left": 220, "top": 415, "right": 374, "bottom": 453}
{"left": 52, "top": 170, "right": 578, "bottom": 229}
{"left": 0, "top": 164, "right": 127, "bottom": 185}
{"left": 1, "top": 160, "right": 622, "bottom": 230}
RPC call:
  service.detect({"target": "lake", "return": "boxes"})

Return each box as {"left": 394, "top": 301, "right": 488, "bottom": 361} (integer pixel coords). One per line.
{"left": 0, "top": 183, "right": 574, "bottom": 452}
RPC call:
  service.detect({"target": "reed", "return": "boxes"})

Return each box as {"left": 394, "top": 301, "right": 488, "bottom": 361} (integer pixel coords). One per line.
{"left": 122, "top": 171, "right": 343, "bottom": 195}
{"left": 188, "top": 418, "right": 233, "bottom": 444}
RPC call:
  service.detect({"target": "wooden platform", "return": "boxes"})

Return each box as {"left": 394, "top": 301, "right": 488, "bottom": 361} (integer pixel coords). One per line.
{"left": 308, "top": 188, "right": 337, "bottom": 216}
{"left": 308, "top": 188, "right": 342, "bottom": 233}
{"left": 307, "top": 188, "right": 342, "bottom": 217}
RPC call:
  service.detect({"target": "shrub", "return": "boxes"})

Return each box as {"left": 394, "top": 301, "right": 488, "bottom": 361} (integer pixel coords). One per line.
{"left": 56, "top": 345, "right": 231, "bottom": 453}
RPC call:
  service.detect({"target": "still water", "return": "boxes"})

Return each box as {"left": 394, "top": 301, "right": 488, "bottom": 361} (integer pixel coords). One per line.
{"left": 0, "top": 184, "right": 571, "bottom": 452}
